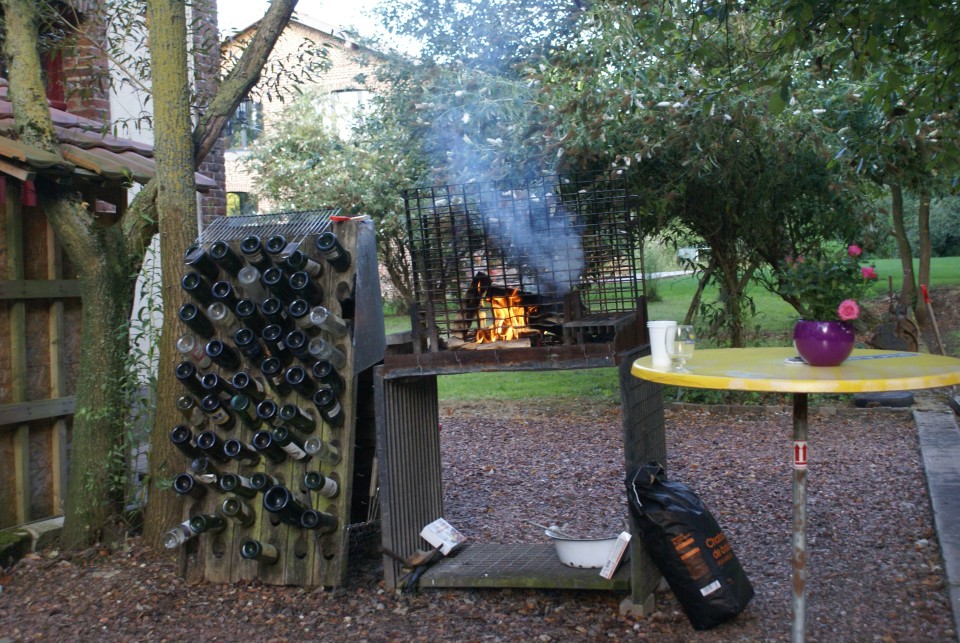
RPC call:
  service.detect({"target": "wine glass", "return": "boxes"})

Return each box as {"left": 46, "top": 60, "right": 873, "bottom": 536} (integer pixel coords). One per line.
{"left": 665, "top": 325, "right": 696, "bottom": 373}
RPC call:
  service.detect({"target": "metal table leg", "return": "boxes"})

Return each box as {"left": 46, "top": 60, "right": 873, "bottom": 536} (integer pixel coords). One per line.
{"left": 792, "top": 392, "right": 809, "bottom": 642}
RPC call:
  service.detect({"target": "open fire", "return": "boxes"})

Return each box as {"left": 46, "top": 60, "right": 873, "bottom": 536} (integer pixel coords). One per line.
{"left": 474, "top": 288, "right": 534, "bottom": 344}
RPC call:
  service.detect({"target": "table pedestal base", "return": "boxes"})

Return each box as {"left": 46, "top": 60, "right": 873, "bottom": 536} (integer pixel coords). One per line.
{"left": 792, "top": 393, "right": 808, "bottom": 643}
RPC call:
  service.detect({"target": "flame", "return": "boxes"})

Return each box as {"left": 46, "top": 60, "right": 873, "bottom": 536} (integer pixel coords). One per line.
{"left": 475, "top": 289, "right": 529, "bottom": 343}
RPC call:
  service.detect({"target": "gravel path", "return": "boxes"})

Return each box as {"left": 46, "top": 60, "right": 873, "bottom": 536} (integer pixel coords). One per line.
{"left": 0, "top": 402, "right": 954, "bottom": 642}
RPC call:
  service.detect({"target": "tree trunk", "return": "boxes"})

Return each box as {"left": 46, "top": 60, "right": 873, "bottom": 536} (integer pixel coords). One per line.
{"left": 915, "top": 186, "right": 932, "bottom": 326}
{"left": 683, "top": 256, "right": 716, "bottom": 326}
{"left": 50, "top": 199, "right": 138, "bottom": 547}
{"left": 142, "top": 0, "right": 206, "bottom": 548}
{"left": 889, "top": 184, "right": 917, "bottom": 316}
{"left": 142, "top": 0, "right": 302, "bottom": 547}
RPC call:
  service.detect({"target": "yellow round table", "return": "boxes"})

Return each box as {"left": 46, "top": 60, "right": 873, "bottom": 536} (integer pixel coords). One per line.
{"left": 631, "top": 347, "right": 960, "bottom": 643}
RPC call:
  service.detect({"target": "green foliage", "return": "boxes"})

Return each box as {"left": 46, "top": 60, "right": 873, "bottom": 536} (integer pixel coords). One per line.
{"left": 904, "top": 195, "right": 960, "bottom": 257}
{"left": 771, "top": 245, "right": 880, "bottom": 321}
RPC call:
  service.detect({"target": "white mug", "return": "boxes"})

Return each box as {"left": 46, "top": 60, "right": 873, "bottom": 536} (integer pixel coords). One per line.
{"left": 647, "top": 321, "right": 678, "bottom": 369}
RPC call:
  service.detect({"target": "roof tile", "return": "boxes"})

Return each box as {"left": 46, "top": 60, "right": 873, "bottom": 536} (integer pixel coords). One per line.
{"left": 0, "top": 78, "right": 213, "bottom": 191}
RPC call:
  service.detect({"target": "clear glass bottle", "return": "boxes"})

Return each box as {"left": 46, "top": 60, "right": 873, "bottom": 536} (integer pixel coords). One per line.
{"left": 237, "top": 266, "right": 270, "bottom": 302}
{"left": 307, "top": 337, "right": 347, "bottom": 370}
{"left": 207, "top": 302, "right": 241, "bottom": 336}
{"left": 177, "top": 333, "right": 212, "bottom": 369}
{"left": 303, "top": 437, "right": 341, "bottom": 466}
{"left": 308, "top": 305, "right": 349, "bottom": 338}
{"left": 163, "top": 519, "right": 198, "bottom": 549}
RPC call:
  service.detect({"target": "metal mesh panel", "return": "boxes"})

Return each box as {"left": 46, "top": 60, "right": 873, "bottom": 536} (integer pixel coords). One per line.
{"left": 198, "top": 208, "right": 341, "bottom": 244}
{"left": 403, "top": 176, "right": 642, "bottom": 349}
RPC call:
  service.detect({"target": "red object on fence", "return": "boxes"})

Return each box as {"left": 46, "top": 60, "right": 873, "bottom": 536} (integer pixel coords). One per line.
{"left": 22, "top": 180, "right": 38, "bottom": 207}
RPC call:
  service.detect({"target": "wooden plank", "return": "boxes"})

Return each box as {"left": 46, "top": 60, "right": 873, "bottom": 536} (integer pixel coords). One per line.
{"left": 0, "top": 279, "right": 82, "bottom": 300}
{"left": 0, "top": 397, "right": 77, "bottom": 426}
{"left": 47, "top": 225, "right": 69, "bottom": 515}
{"left": 6, "top": 179, "right": 29, "bottom": 524}
{"left": 0, "top": 158, "right": 36, "bottom": 182}
{"left": 13, "top": 427, "right": 30, "bottom": 523}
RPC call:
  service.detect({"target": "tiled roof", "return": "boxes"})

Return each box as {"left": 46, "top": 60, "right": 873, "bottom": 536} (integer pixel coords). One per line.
{"left": 0, "top": 79, "right": 216, "bottom": 190}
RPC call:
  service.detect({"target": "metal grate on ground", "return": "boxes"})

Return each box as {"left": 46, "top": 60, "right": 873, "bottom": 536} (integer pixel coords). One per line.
{"left": 417, "top": 543, "right": 630, "bottom": 590}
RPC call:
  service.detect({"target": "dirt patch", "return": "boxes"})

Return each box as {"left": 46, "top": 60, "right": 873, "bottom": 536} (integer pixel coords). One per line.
{"left": 1, "top": 403, "right": 953, "bottom": 642}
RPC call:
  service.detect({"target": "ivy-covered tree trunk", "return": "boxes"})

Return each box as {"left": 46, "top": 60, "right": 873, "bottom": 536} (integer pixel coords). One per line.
{"left": 56, "top": 218, "right": 138, "bottom": 547}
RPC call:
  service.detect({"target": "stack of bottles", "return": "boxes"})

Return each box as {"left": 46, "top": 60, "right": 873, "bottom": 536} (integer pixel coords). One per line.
{"left": 165, "top": 229, "right": 354, "bottom": 578}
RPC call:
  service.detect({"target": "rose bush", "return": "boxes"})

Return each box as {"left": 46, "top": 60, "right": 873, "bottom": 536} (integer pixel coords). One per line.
{"left": 776, "top": 245, "right": 879, "bottom": 321}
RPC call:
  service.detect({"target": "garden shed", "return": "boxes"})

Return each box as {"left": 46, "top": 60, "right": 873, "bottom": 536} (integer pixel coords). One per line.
{"left": 0, "top": 79, "right": 215, "bottom": 530}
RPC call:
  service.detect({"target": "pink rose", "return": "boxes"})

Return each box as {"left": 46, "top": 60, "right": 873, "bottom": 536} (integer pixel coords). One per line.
{"left": 861, "top": 266, "right": 878, "bottom": 280}
{"left": 838, "top": 299, "right": 860, "bottom": 321}
{"left": 848, "top": 244, "right": 862, "bottom": 257}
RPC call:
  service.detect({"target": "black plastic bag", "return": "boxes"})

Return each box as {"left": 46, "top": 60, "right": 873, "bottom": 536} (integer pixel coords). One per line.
{"left": 625, "top": 462, "right": 754, "bottom": 631}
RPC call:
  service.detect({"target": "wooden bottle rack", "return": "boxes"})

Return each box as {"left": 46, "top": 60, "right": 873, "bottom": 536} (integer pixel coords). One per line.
{"left": 175, "top": 212, "right": 384, "bottom": 587}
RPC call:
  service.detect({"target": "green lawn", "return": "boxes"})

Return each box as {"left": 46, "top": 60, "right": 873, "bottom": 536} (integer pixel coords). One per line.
{"left": 383, "top": 256, "right": 960, "bottom": 403}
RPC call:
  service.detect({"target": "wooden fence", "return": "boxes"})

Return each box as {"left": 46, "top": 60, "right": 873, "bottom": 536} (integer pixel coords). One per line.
{"left": 0, "top": 180, "right": 82, "bottom": 529}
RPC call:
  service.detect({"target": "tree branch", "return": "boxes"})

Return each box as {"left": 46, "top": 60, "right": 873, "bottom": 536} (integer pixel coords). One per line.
{"left": 122, "top": 0, "right": 300, "bottom": 255}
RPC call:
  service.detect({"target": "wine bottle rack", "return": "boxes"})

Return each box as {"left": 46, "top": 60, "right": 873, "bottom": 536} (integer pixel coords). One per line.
{"left": 171, "top": 210, "right": 385, "bottom": 587}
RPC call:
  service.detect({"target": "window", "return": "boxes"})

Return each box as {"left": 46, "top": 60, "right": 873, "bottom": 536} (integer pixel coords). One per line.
{"left": 226, "top": 99, "right": 263, "bottom": 149}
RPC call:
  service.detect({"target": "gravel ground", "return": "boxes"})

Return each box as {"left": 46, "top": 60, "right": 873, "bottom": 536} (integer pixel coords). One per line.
{"left": 0, "top": 402, "right": 955, "bottom": 642}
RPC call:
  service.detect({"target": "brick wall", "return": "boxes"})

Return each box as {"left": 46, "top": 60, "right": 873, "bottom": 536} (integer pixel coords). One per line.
{"left": 62, "top": 1, "right": 111, "bottom": 125}
{"left": 191, "top": 0, "right": 228, "bottom": 228}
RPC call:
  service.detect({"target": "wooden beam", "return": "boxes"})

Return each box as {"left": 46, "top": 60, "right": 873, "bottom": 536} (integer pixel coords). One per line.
{"left": 0, "top": 279, "right": 81, "bottom": 299}
{"left": 0, "top": 397, "right": 77, "bottom": 426}
{"left": 0, "top": 158, "right": 37, "bottom": 182}
{"left": 6, "top": 179, "right": 30, "bottom": 523}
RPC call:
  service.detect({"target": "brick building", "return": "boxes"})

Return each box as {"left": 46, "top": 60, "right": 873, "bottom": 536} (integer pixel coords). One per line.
{"left": 222, "top": 15, "right": 385, "bottom": 214}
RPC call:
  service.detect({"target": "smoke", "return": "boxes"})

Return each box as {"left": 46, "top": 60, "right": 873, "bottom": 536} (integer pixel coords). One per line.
{"left": 480, "top": 185, "right": 585, "bottom": 295}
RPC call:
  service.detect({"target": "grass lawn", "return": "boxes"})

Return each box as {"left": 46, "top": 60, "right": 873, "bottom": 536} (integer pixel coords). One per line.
{"left": 384, "top": 257, "right": 960, "bottom": 404}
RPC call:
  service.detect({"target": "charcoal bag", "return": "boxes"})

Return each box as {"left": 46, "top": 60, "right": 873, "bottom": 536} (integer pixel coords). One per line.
{"left": 625, "top": 462, "right": 754, "bottom": 631}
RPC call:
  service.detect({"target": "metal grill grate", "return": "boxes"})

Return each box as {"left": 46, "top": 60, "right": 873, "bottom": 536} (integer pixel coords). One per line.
{"left": 198, "top": 208, "right": 341, "bottom": 244}
{"left": 403, "top": 175, "right": 643, "bottom": 350}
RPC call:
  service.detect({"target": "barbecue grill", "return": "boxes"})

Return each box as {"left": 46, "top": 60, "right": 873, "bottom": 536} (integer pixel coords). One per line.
{"left": 375, "top": 174, "right": 666, "bottom": 606}
{"left": 391, "top": 174, "right": 648, "bottom": 372}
